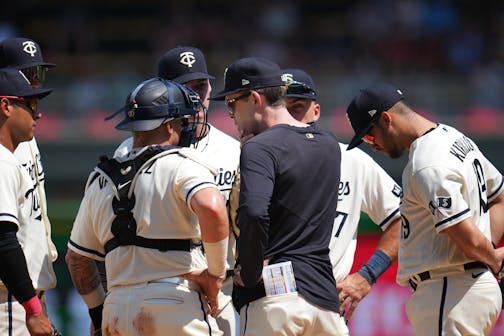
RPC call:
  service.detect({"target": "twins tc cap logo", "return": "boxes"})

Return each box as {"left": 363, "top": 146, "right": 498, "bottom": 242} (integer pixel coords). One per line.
{"left": 179, "top": 51, "right": 196, "bottom": 68}
{"left": 281, "top": 73, "right": 294, "bottom": 84}
{"left": 22, "top": 41, "right": 38, "bottom": 57}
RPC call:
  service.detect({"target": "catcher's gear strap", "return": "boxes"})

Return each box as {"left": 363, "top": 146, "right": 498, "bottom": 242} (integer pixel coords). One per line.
{"left": 94, "top": 145, "right": 195, "bottom": 255}
{"left": 178, "top": 147, "right": 218, "bottom": 176}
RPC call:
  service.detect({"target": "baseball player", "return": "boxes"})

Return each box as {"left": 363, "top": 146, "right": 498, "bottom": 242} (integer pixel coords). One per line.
{"left": 346, "top": 82, "right": 504, "bottom": 335}
{"left": 214, "top": 57, "right": 348, "bottom": 335}
{"left": 66, "top": 78, "right": 229, "bottom": 335}
{"left": 0, "top": 36, "right": 59, "bottom": 314}
{"left": 0, "top": 68, "right": 54, "bottom": 335}
{"left": 281, "top": 68, "right": 401, "bottom": 320}
{"left": 111, "top": 46, "right": 240, "bottom": 335}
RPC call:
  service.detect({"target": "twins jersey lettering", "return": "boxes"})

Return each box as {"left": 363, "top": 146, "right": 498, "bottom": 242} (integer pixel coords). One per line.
{"left": 331, "top": 143, "right": 401, "bottom": 281}
{"left": 0, "top": 141, "right": 56, "bottom": 291}
{"left": 68, "top": 146, "right": 219, "bottom": 289}
{"left": 397, "top": 124, "right": 504, "bottom": 285}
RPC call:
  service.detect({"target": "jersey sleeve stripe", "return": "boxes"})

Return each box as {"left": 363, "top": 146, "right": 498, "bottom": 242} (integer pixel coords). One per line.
{"left": 0, "top": 213, "right": 19, "bottom": 226}
{"left": 0, "top": 213, "right": 18, "bottom": 220}
{"left": 185, "top": 182, "right": 218, "bottom": 204}
{"left": 434, "top": 208, "right": 470, "bottom": 228}
{"left": 488, "top": 176, "right": 504, "bottom": 201}
{"left": 68, "top": 239, "right": 106, "bottom": 259}
{"left": 378, "top": 208, "right": 400, "bottom": 229}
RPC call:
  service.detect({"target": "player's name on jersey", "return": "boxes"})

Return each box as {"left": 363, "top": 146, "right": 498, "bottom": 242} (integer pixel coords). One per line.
{"left": 449, "top": 136, "right": 476, "bottom": 163}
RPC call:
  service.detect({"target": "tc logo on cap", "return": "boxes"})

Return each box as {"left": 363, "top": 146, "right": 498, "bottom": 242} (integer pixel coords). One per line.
{"left": 22, "top": 41, "right": 38, "bottom": 57}
{"left": 281, "top": 73, "right": 294, "bottom": 84}
{"left": 179, "top": 52, "right": 196, "bottom": 68}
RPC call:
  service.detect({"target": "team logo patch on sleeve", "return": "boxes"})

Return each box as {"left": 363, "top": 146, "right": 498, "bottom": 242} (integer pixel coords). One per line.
{"left": 437, "top": 197, "right": 452, "bottom": 208}
{"left": 429, "top": 197, "right": 452, "bottom": 214}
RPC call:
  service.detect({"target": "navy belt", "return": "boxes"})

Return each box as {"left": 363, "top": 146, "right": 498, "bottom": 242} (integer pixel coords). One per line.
{"left": 408, "top": 261, "right": 487, "bottom": 291}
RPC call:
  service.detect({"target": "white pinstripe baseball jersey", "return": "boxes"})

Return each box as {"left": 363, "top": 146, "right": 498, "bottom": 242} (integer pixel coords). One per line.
{"left": 397, "top": 124, "right": 504, "bottom": 285}
{"left": 68, "top": 145, "right": 219, "bottom": 289}
{"left": 0, "top": 142, "right": 56, "bottom": 291}
{"left": 330, "top": 143, "right": 401, "bottom": 281}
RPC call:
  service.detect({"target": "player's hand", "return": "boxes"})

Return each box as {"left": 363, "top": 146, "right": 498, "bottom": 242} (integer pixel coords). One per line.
{"left": 25, "top": 312, "right": 54, "bottom": 336}
{"left": 185, "top": 269, "right": 224, "bottom": 318}
{"left": 336, "top": 272, "right": 372, "bottom": 320}
{"left": 492, "top": 247, "right": 504, "bottom": 274}
{"left": 233, "top": 265, "right": 245, "bottom": 287}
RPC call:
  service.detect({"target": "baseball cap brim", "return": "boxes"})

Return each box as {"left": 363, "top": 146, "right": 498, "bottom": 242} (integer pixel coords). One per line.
{"left": 17, "top": 87, "right": 52, "bottom": 99}
{"left": 285, "top": 92, "right": 317, "bottom": 100}
{"left": 210, "top": 83, "right": 282, "bottom": 101}
{"left": 8, "top": 61, "right": 56, "bottom": 70}
{"left": 173, "top": 72, "right": 214, "bottom": 84}
{"left": 346, "top": 99, "right": 377, "bottom": 150}
{"left": 347, "top": 123, "right": 374, "bottom": 150}
{"left": 209, "top": 88, "right": 244, "bottom": 101}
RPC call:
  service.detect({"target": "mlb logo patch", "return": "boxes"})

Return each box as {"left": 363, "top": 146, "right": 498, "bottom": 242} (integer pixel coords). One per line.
{"left": 392, "top": 184, "right": 402, "bottom": 197}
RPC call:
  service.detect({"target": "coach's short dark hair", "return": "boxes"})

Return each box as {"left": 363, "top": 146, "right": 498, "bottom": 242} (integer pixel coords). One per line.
{"left": 256, "top": 86, "right": 286, "bottom": 107}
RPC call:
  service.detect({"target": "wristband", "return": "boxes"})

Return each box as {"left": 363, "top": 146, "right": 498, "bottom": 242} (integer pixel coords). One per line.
{"left": 21, "top": 295, "right": 42, "bottom": 316}
{"left": 203, "top": 238, "right": 228, "bottom": 278}
{"left": 358, "top": 250, "right": 392, "bottom": 285}
{"left": 89, "top": 304, "right": 103, "bottom": 330}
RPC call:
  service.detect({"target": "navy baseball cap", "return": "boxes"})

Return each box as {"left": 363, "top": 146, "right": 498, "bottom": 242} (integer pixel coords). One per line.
{"left": 346, "top": 83, "right": 404, "bottom": 150}
{"left": 157, "top": 46, "right": 214, "bottom": 84}
{"left": 282, "top": 68, "right": 317, "bottom": 100}
{"left": 0, "top": 68, "right": 52, "bottom": 99}
{"left": 0, "top": 37, "right": 55, "bottom": 69}
{"left": 210, "top": 57, "right": 284, "bottom": 100}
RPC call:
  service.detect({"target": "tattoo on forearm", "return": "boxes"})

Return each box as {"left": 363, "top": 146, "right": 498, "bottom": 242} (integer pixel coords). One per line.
{"left": 67, "top": 251, "right": 101, "bottom": 295}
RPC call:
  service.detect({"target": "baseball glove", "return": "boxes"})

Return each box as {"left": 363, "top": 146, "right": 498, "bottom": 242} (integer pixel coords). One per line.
{"left": 229, "top": 166, "right": 240, "bottom": 237}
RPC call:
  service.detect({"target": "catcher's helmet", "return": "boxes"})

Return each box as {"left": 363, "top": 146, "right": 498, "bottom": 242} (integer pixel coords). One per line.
{"left": 115, "top": 77, "right": 201, "bottom": 133}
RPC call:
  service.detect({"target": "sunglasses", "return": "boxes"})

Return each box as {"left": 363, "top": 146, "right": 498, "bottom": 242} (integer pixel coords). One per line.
{"left": 286, "top": 81, "right": 316, "bottom": 96}
{"left": 21, "top": 65, "right": 48, "bottom": 85}
{"left": 225, "top": 91, "right": 251, "bottom": 115}
{"left": 0, "top": 96, "right": 38, "bottom": 115}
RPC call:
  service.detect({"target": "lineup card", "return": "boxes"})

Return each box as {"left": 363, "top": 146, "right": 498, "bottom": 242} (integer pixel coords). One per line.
{"left": 262, "top": 261, "right": 297, "bottom": 296}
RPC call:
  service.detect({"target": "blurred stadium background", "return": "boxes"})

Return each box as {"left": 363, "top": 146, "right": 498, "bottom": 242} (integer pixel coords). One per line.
{"left": 4, "top": 0, "right": 504, "bottom": 334}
